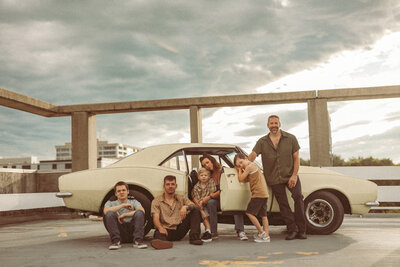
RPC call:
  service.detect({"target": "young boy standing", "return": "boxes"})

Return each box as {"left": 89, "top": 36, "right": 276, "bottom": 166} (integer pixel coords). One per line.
{"left": 234, "top": 153, "right": 270, "bottom": 242}
{"left": 192, "top": 167, "right": 217, "bottom": 242}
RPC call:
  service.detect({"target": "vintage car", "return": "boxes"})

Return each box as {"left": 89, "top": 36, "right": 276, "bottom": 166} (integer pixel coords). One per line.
{"left": 56, "top": 143, "right": 379, "bottom": 235}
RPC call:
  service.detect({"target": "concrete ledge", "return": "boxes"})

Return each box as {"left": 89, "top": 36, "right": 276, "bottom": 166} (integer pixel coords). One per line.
{"left": 0, "top": 207, "right": 82, "bottom": 225}
{"left": 0, "top": 193, "right": 65, "bottom": 212}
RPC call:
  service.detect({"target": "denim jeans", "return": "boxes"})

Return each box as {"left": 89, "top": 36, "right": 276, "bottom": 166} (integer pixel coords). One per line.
{"left": 104, "top": 210, "right": 145, "bottom": 243}
{"left": 271, "top": 178, "right": 306, "bottom": 233}
{"left": 207, "top": 198, "right": 244, "bottom": 233}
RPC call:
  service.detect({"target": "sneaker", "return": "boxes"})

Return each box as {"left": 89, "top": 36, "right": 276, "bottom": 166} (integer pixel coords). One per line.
{"left": 238, "top": 231, "right": 248, "bottom": 241}
{"left": 109, "top": 240, "right": 121, "bottom": 250}
{"left": 133, "top": 239, "right": 148, "bottom": 249}
{"left": 211, "top": 232, "right": 219, "bottom": 239}
{"left": 254, "top": 232, "right": 270, "bottom": 243}
{"left": 151, "top": 239, "right": 173, "bottom": 250}
{"left": 201, "top": 232, "right": 212, "bottom": 242}
{"left": 189, "top": 239, "right": 203, "bottom": 245}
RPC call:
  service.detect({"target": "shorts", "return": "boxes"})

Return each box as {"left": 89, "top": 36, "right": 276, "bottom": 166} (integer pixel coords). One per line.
{"left": 246, "top": 198, "right": 268, "bottom": 218}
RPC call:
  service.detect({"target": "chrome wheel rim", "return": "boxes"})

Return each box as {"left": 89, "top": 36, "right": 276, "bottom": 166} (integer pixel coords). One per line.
{"left": 306, "top": 198, "right": 334, "bottom": 228}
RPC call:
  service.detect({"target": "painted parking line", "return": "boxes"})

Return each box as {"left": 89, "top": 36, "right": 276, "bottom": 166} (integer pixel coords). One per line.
{"left": 199, "top": 251, "right": 320, "bottom": 266}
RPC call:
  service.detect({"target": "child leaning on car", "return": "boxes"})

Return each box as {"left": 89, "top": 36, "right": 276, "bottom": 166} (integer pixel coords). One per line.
{"left": 191, "top": 167, "right": 217, "bottom": 242}
{"left": 234, "top": 153, "right": 271, "bottom": 243}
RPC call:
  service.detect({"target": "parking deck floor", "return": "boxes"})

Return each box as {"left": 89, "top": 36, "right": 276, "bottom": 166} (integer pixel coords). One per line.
{"left": 1, "top": 214, "right": 399, "bottom": 267}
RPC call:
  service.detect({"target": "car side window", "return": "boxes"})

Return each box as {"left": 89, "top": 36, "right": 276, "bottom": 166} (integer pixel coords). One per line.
{"left": 161, "top": 151, "right": 188, "bottom": 173}
{"left": 219, "top": 156, "right": 231, "bottom": 168}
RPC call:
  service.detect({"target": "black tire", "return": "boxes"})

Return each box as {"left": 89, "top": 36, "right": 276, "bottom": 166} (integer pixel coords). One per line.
{"left": 304, "top": 191, "right": 344, "bottom": 234}
{"left": 129, "top": 190, "right": 153, "bottom": 236}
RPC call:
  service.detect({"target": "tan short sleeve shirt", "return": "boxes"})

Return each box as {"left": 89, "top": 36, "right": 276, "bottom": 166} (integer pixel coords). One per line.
{"left": 151, "top": 194, "right": 193, "bottom": 230}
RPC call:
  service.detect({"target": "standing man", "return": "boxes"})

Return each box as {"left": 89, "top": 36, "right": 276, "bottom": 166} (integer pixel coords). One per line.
{"left": 248, "top": 115, "right": 307, "bottom": 240}
{"left": 151, "top": 175, "right": 203, "bottom": 249}
{"left": 103, "top": 181, "right": 147, "bottom": 250}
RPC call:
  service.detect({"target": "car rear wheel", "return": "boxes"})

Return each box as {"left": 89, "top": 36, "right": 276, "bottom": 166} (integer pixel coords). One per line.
{"left": 304, "top": 191, "right": 344, "bottom": 234}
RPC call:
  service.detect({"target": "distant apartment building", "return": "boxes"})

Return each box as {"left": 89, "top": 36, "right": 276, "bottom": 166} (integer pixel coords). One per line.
{"left": 1, "top": 140, "right": 140, "bottom": 172}
{"left": 55, "top": 140, "right": 140, "bottom": 160}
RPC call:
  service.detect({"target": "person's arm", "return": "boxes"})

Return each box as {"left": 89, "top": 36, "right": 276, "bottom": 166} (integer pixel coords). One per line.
{"left": 103, "top": 202, "right": 132, "bottom": 215}
{"left": 248, "top": 151, "right": 257, "bottom": 162}
{"left": 118, "top": 210, "right": 135, "bottom": 223}
{"left": 192, "top": 196, "right": 202, "bottom": 207}
{"left": 237, "top": 162, "right": 257, "bottom": 182}
{"left": 152, "top": 212, "right": 168, "bottom": 236}
{"left": 288, "top": 150, "right": 300, "bottom": 188}
{"left": 209, "top": 190, "right": 220, "bottom": 199}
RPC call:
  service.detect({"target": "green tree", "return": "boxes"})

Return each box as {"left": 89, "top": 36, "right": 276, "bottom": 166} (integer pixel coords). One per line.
{"left": 300, "top": 158, "right": 310, "bottom": 166}
{"left": 332, "top": 154, "right": 346, "bottom": 166}
{"left": 345, "top": 156, "right": 394, "bottom": 166}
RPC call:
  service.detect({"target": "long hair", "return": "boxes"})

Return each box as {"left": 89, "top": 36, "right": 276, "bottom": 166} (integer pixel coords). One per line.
{"left": 199, "top": 153, "right": 221, "bottom": 172}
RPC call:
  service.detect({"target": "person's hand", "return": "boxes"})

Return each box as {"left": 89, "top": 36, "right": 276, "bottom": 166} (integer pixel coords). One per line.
{"left": 118, "top": 213, "right": 126, "bottom": 224}
{"left": 159, "top": 227, "right": 168, "bottom": 236}
{"left": 288, "top": 175, "right": 298, "bottom": 189}
{"left": 122, "top": 203, "right": 133, "bottom": 210}
{"left": 179, "top": 206, "right": 188, "bottom": 220}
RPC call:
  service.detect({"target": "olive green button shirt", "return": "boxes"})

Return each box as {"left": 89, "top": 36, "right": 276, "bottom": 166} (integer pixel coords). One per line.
{"left": 252, "top": 130, "right": 300, "bottom": 186}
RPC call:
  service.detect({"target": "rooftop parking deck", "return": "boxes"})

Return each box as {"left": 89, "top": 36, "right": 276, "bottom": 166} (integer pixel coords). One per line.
{"left": 0, "top": 214, "right": 399, "bottom": 267}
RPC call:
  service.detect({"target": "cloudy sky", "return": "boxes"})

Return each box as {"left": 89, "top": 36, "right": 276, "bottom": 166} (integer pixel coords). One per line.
{"left": 1, "top": 0, "right": 400, "bottom": 163}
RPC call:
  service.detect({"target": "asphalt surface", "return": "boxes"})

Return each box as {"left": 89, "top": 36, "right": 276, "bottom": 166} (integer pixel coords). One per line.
{"left": 1, "top": 214, "right": 399, "bottom": 267}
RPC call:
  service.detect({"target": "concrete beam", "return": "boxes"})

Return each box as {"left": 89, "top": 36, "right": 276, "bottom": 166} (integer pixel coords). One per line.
{"left": 71, "top": 112, "right": 97, "bottom": 172}
{"left": 308, "top": 99, "right": 332, "bottom": 166}
{"left": 0, "top": 88, "right": 59, "bottom": 117}
{"left": 317, "top": 85, "right": 400, "bottom": 101}
{"left": 55, "top": 91, "right": 317, "bottom": 115}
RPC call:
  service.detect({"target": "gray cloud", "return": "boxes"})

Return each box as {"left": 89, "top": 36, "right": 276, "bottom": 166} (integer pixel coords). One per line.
{"left": 332, "top": 125, "right": 400, "bottom": 163}
{"left": 1, "top": 0, "right": 400, "bottom": 160}
{"left": 237, "top": 108, "right": 308, "bottom": 137}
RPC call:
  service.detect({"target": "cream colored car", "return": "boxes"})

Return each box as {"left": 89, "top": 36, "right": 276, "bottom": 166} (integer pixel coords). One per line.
{"left": 57, "top": 143, "right": 379, "bottom": 235}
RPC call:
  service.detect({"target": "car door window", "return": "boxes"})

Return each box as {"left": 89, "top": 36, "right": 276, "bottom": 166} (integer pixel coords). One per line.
{"left": 161, "top": 151, "right": 188, "bottom": 173}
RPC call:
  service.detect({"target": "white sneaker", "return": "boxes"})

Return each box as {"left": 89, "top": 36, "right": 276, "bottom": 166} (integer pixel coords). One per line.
{"left": 254, "top": 232, "right": 270, "bottom": 243}
{"left": 133, "top": 239, "right": 148, "bottom": 249}
{"left": 109, "top": 241, "right": 121, "bottom": 250}
{"left": 238, "top": 231, "right": 248, "bottom": 241}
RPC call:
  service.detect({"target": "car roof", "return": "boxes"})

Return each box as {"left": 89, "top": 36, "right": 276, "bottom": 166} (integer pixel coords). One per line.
{"left": 109, "top": 143, "right": 237, "bottom": 168}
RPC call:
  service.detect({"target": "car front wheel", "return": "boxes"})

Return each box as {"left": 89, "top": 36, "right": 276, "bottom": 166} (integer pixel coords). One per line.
{"left": 304, "top": 191, "right": 344, "bottom": 234}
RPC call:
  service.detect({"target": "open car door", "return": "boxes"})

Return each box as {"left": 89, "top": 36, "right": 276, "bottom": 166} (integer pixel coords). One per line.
{"left": 219, "top": 167, "right": 252, "bottom": 211}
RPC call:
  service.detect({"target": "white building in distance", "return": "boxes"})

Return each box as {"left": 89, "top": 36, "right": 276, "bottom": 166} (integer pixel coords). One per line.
{"left": 0, "top": 156, "right": 39, "bottom": 169}
{"left": 55, "top": 140, "right": 140, "bottom": 160}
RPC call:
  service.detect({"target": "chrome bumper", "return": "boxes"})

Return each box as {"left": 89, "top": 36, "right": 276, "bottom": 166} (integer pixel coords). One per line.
{"left": 56, "top": 192, "right": 73, "bottom": 198}
{"left": 365, "top": 200, "right": 380, "bottom": 207}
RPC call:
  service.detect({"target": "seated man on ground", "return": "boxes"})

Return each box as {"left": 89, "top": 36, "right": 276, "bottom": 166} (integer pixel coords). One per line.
{"left": 151, "top": 175, "right": 204, "bottom": 249}
{"left": 103, "top": 181, "right": 147, "bottom": 250}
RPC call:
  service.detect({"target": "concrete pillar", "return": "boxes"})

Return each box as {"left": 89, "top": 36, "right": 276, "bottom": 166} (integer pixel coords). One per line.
{"left": 189, "top": 106, "right": 202, "bottom": 170}
{"left": 71, "top": 112, "right": 97, "bottom": 172}
{"left": 307, "top": 99, "right": 332, "bottom": 166}
{"left": 190, "top": 106, "right": 202, "bottom": 143}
